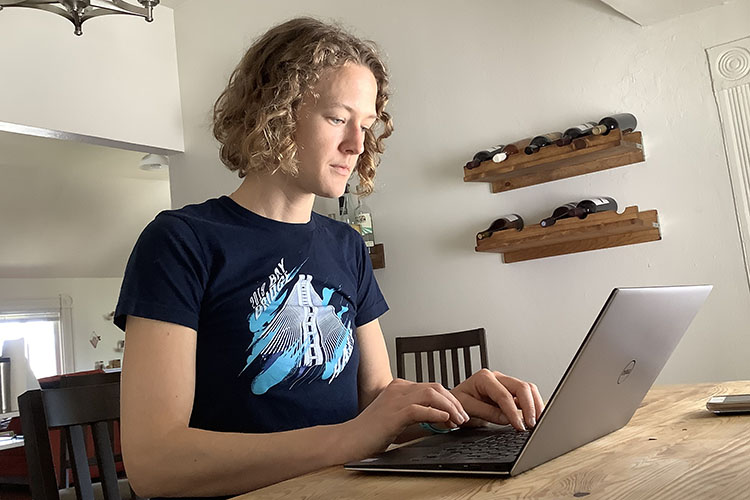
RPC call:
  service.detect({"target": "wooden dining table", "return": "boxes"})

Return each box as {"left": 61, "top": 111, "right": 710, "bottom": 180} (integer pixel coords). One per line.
{"left": 231, "top": 380, "right": 750, "bottom": 500}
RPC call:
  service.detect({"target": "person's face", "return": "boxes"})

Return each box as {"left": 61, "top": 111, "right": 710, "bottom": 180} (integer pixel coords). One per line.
{"left": 292, "top": 63, "right": 378, "bottom": 199}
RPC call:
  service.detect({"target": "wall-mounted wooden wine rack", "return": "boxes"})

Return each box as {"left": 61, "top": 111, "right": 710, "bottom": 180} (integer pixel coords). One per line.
{"left": 464, "top": 129, "right": 661, "bottom": 262}
{"left": 369, "top": 243, "right": 385, "bottom": 269}
{"left": 475, "top": 206, "right": 660, "bottom": 263}
{"left": 463, "top": 129, "right": 644, "bottom": 193}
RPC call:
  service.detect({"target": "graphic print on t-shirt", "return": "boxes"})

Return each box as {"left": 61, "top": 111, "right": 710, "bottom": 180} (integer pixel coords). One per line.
{"left": 241, "top": 258, "right": 355, "bottom": 395}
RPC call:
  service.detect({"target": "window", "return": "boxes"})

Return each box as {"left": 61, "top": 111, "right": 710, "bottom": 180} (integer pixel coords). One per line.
{"left": 0, "top": 311, "right": 62, "bottom": 378}
{"left": 0, "top": 296, "right": 73, "bottom": 380}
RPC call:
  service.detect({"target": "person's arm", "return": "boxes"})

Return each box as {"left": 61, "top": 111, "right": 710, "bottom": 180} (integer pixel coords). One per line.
{"left": 355, "top": 319, "right": 468, "bottom": 443}
{"left": 355, "top": 318, "right": 393, "bottom": 410}
{"left": 121, "top": 316, "right": 468, "bottom": 497}
{"left": 121, "top": 315, "right": 350, "bottom": 497}
{"left": 356, "top": 319, "right": 545, "bottom": 435}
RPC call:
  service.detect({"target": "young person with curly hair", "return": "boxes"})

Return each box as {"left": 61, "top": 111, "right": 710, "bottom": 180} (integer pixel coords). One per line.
{"left": 115, "top": 17, "right": 543, "bottom": 499}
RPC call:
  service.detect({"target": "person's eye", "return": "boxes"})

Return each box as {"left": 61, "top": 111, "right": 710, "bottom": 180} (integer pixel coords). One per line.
{"left": 329, "top": 117, "right": 345, "bottom": 125}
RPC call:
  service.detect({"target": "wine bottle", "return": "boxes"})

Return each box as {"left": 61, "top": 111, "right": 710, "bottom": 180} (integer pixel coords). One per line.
{"left": 465, "top": 144, "right": 506, "bottom": 169}
{"left": 524, "top": 132, "right": 563, "bottom": 155}
{"left": 476, "top": 214, "right": 524, "bottom": 240}
{"left": 555, "top": 122, "right": 600, "bottom": 146}
{"left": 591, "top": 113, "right": 637, "bottom": 136}
{"left": 540, "top": 197, "right": 617, "bottom": 227}
{"left": 338, "top": 183, "right": 358, "bottom": 225}
{"left": 539, "top": 202, "right": 578, "bottom": 227}
{"left": 573, "top": 196, "right": 618, "bottom": 218}
{"left": 354, "top": 196, "right": 375, "bottom": 247}
{"left": 500, "top": 137, "right": 531, "bottom": 156}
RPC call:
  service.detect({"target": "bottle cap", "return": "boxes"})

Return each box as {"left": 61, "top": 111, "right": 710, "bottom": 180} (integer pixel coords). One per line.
{"left": 591, "top": 124, "right": 607, "bottom": 135}
{"left": 492, "top": 152, "right": 508, "bottom": 163}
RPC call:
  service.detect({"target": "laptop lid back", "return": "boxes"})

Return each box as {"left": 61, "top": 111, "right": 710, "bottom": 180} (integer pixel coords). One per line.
{"left": 511, "top": 285, "right": 712, "bottom": 475}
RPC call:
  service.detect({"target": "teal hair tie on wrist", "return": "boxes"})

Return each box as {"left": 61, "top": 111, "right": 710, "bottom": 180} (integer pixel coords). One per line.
{"left": 420, "top": 422, "right": 457, "bottom": 434}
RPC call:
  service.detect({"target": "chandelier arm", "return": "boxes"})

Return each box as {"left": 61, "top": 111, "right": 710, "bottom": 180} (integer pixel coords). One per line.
{"left": 88, "top": 0, "right": 145, "bottom": 16}
{"left": 6, "top": 3, "right": 76, "bottom": 22}
{"left": 79, "top": 8, "right": 130, "bottom": 21}
{"left": 0, "top": 0, "right": 158, "bottom": 34}
{"left": 91, "top": 0, "right": 146, "bottom": 17}
{"left": 0, "top": 1, "right": 60, "bottom": 6}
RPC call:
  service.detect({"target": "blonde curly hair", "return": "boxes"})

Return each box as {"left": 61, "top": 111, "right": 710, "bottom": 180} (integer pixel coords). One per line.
{"left": 212, "top": 17, "right": 393, "bottom": 196}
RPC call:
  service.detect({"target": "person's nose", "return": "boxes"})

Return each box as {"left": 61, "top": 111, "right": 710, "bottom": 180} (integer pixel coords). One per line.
{"left": 341, "top": 124, "right": 365, "bottom": 156}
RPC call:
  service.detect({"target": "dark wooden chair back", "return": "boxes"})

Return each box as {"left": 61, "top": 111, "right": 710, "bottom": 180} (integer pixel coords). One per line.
{"left": 395, "top": 328, "right": 489, "bottom": 388}
{"left": 59, "top": 371, "right": 121, "bottom": 389}
{"left": 18, "top": 382, "right": 127, "bottom": 500}
{"left": 56, "top": 371, "right": 122, "bottom": 490}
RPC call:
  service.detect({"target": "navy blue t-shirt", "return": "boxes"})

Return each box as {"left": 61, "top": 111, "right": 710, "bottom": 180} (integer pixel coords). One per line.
{"left": 115, "top": 196, "right": 388, "bottom": 440}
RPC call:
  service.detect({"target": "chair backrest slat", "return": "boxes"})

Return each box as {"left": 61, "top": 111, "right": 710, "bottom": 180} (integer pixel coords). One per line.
{"left": 450, "top": 348, "right": 461, "bottom": 387}
{"left": 18, "top": 375, "right": 128, "bottom": 500}
{"left": 395, "top": 328, "right": 489, "bottom": 388}
{"left": 438, "top": 350, "right": 449, "bottom": 387}
{"left": 463, "top": 347, "right": 473, "bottom": 380}
{"left": 92, "top": 421, "right": 121, "bottom": 500}
{"left": 426, "top": 351, "right": 436, "bottom": 383}
{"left": 68, "top": 424, "right": 95, "bottom": 500}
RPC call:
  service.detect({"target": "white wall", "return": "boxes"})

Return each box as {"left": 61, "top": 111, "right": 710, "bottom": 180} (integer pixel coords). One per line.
{"left": 0, "top": 5, "right": 181, "bottom": 376}
{"left": 168, "top": 0, "right": 750, "bottom": 397}
{"left": 0, "top": 132, "right": 171, "bottom": 279}
{"left": 0, "top": 278, "right": 124, "bottom": 373}
{"left": 0, "top": 5, "right": 184, "bottom": 153}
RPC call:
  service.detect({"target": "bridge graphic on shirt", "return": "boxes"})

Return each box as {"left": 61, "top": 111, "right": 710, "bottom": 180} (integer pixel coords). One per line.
{"left": 242, "top": 273, "right": 354, "bottom": 395}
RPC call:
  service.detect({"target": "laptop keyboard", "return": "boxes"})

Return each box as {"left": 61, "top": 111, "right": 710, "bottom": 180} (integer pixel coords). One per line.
{"left": 415, "top": 429, "right": 532, "bottom": 463}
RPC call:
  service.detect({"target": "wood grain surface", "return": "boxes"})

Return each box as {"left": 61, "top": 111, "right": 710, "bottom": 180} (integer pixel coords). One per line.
{"left": 475, "top": 206, "right": 661, "bottom": 263}
{"left": 462, "top": 130, "right": 645, "bottom": 194}
{"left": 231, "top": 381, "right": 750, "bottom": 500}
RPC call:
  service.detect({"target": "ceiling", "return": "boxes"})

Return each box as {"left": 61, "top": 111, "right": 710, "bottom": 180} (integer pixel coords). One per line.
{"left": 0, "top": 130, "right": 168, "bottom": 180}
{"left": 159, "top": 0, "right": 185, "bottom": 7}
{"left": 598, "top": 0, "right": 736, "bottom": 26}
{"left": 0, "top": 130, "right": 171, "bottom": 279}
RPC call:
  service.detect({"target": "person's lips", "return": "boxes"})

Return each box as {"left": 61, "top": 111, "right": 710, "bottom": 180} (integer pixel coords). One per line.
{"left": 331, "top": 164, "right": 351, "bottom": 175}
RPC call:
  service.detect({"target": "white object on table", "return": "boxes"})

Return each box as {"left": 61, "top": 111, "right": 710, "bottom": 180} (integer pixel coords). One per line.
{"left": 0, "top": 339, "right": 40, "bottom": 412}
{"left": 0, "top": 435, "right": 24, "bottom": 451}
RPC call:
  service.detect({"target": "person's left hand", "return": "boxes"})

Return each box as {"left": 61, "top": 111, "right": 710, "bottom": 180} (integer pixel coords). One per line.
{"left": 450, "top": 369, "right": 544, "bottom": 431}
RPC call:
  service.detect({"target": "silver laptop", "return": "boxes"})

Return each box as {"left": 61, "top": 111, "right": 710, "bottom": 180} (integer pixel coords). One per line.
{"left": 345, "top": 285, "right": 712, "bottom": 476}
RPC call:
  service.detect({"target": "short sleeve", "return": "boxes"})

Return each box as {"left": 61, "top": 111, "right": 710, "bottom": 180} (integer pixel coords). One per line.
{"left": 354, "top": 238, "right": 389, "bottom": 327}
{"left": 114, "top": 213, "right": 209, "bottom": 332}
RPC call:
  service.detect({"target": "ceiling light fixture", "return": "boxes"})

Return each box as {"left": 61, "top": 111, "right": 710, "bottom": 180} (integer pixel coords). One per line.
{"left": 0, "top": 0, "right": 160, "bottom": 36}
{"left": 139, "top": 153, "right": 169, "bottom": 171}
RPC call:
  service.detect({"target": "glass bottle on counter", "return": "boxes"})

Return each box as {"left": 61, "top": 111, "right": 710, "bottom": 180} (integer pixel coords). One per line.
{"left": 476, "top": 214, "right": 524, "bottom": 240}
{"left": 338, "top": 184, "right": 358, "bottom": 225}
{"left": 354, "top": 196, "right": 375, "bottom": 247}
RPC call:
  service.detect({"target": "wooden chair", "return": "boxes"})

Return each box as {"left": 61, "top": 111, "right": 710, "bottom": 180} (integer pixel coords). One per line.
{"left": 56, "top": 372, "right": 122, "bottom": 490}
{"left": 395, "top": 328, "right": 489, "bottom": 388}
{"left": 18, "top": 381, "right": 136, "bottom": 500}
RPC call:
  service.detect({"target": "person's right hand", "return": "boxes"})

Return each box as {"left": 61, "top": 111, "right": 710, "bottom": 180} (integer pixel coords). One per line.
{"left": 342, "top": 378, "right": 470, "bottom": 457}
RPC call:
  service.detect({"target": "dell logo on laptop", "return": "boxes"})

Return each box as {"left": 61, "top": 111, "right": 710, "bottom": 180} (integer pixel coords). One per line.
{"left": 618, "top": 360, "right": 636, "bottom": 384}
